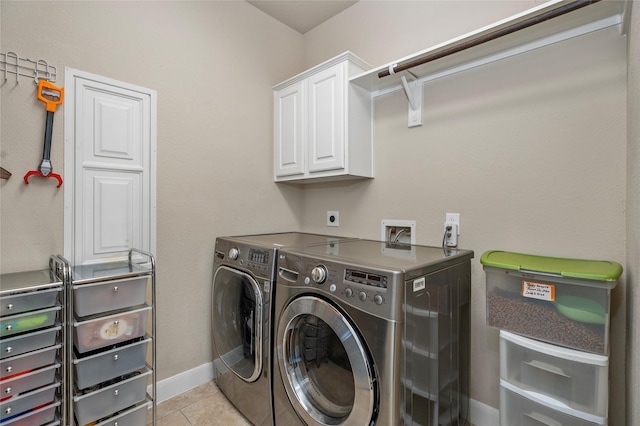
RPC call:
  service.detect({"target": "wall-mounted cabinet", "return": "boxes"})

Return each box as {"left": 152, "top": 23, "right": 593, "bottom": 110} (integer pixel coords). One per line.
{"left": 273, "top": 52, "right": 374, "bottom": 183}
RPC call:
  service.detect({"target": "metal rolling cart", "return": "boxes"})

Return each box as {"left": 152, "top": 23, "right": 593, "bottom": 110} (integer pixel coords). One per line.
{"left": 0, "top": 255, "right": 69, "bottom": 426}
{"left": 66, "top": 249, "right": 156, "bottom": 426}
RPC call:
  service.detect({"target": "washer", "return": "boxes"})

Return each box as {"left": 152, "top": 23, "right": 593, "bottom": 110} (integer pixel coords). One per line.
{"left": 211, "top": 232, "right": 356, "bottom": 426}
{"left": 273, "top": 239, "right": 473, "bottom": 426}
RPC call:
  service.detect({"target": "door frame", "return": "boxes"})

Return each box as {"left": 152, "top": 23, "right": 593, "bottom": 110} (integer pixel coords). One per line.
{"left": 63, "top": 67, "right": 157, "bottom": 263}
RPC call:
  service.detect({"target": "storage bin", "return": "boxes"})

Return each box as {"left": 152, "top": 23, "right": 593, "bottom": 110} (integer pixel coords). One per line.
{"left": 0, "top": 382, "right": 59, "bottom": 421}
{"left": 74, "top": 337, "right": 151, "bottom": 389}
{"left": 0, "top": 306, "right": 61, "bottom": 338}
{"left": 73, "top": 305, "right": 150, "bottom": 353}
{"left": 500, "top": 331, "right": 608, "bottom": 418}
{"left": 93, "top": 399, "right": 150, "bottom": 426}
{"left": 0, "top": 288, "right": 61, "bottom": 317}
{"left": 2, "top": 400, "right": 60, "bottom": 426}
{"left": 481, "top": 251, "right": 622, "bottom": 354}
{"left": 0, "top": 344, "right": 60, "bottom": 380}
{"left": 0, "top": 326, "right": 60, "bottom": 359}
{"left": 73, "top": 368, "right": 151, "bottom": 426}
{"left": 0, "top": 363, "right": 59, "bottom": 398}
{"left": 73, "top": 276, "right": 148, "bottom": 317}
{"left": 500, "top": 379, "right": 606, "bottom": 425}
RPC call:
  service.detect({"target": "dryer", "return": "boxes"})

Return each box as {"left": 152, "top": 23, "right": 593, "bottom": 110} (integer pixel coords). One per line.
{"left": 273, "top": 239, "right": 473, "bottom": 426}
{"left": 211, "top": 232, "right": 356, "bottom": 426}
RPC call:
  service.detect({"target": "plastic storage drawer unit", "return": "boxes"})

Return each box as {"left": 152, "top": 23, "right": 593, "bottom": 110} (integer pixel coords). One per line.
{"left": 500, "top": 331, "right": 608, "bottom": 418}
{"left": 73, "top": 305, "right": 150, "bottom": 353}
{"left": 0, "top": 363, "right": 60, "bottom": 397}
{"left": 73, "top": 276, "right": 148, "bottom": 317}
{"left": 93, "top": 399, "right": 150, "bottom": 426}
{"left": 73, "top": 368, "right": 151, "bottom": 426}
{"left": 481, "top": 251, "right": 622, "bottom": 355}
{"left": 74, "top": 337, "right": 151, "bottom": 389}
{"left": 500, "top": 379, "right": 606, "bottom": 425}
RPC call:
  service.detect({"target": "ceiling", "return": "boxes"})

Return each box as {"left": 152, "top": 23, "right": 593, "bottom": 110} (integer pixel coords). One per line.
{"left": 246, "top": 0, "right": 359, "bottom": 34}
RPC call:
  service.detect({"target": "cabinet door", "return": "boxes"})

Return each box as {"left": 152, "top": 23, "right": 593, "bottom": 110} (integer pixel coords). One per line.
{"left": 307, "top": 64, "right": 345, "bottom": 173}
{"left": 274, "top": 82, "right": 305, "bottom": 177}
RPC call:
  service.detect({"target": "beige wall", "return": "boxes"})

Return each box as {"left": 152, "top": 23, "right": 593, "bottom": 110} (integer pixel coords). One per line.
{"left": 626, "top": 1, "right": 639, "bottom": 423}
{"left": 0, "top": 1, "right": 634, "bottom": 423}
{"left": 0, "top": 1, "right": 305, "bottom": 379}
{"left": 301, "top": 1, "right": 628, "bottom": 423}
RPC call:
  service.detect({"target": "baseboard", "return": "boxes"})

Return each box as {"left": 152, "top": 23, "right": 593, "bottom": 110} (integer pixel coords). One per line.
{"left": 148, "top": 362, "right": 215, "bottom": 404}
{"left": 150, "top": 362, "right": 500, "bottom": 425}
{"left": 469, "top": 397, "right": 500, "bottom": 426}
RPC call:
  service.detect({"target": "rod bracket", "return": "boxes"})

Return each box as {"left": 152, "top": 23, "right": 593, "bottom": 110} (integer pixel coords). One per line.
{"left": 400, "top": 74, "right": 422, "bottom": 128}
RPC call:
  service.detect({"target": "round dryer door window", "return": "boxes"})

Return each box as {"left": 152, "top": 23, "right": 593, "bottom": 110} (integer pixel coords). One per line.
{"left": 277, "top": 296, "right": 377, "bottom": 425}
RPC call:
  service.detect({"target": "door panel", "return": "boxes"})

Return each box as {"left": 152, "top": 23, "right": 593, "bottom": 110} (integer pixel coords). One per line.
{"left": 274, "top": 82, "right": 305, "bottom": 177}
{"left": 307, "top": 64, "right": 345, "bottom": 173}
{"left": 64, "top": 69, "right": 156, "bottom": 265}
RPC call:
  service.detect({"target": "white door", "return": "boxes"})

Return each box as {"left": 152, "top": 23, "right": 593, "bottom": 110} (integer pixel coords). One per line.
{"left": 307, "top": 63, "right": 345, "bottom": 173}
{"left": 274, "top": 81, "right": 305, "bottom": 178}
{"left": 64, "top": 68, "right": 156, "bottom": 266}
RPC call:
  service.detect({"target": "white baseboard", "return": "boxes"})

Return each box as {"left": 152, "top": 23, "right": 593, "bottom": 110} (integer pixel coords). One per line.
{"left": 150, "top": 362, "right": 500, "bottom": 425}
{"left": 148, "top": 362, "right": 215, "bottom": 404}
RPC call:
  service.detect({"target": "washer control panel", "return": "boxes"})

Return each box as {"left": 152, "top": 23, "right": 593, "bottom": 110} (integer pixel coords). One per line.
{"left": 280, "top": 255, "right": 399, "bottom": 320}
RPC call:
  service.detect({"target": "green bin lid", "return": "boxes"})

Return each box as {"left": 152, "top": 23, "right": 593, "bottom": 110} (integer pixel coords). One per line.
{"left": 480, "top": 250, "right": 622, "bottom": 281}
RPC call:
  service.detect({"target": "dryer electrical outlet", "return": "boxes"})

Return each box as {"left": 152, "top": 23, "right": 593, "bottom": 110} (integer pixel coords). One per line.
{"left": 327, "top": 211, "right": 339, "bottom": 227}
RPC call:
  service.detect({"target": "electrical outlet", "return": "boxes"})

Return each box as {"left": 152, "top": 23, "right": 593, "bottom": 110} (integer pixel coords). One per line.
{"left": 444, "top": 213, "right": 460, "bottom": 247}
{"left": 327, "top": 211, "right": 339, "bottom": 227}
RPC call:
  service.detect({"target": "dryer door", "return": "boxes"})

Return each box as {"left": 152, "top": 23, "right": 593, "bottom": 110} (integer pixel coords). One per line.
{"left": 212, "top": 266, "right": 263, "bottom": 382}
{"left": 277, "top": 295, "right": 377, "bottom": 425}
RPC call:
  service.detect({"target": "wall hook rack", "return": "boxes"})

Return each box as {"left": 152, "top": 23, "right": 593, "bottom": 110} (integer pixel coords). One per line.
{"left": 1, "top": 51, "right": 58, "bottom": 84}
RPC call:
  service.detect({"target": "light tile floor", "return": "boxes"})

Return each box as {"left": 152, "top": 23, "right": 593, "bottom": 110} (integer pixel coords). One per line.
{"left": 146, "top": 381, "right": 251, "bottom": 425}
{"left": 147, "top": 381, "right": 478, "bottom": 425}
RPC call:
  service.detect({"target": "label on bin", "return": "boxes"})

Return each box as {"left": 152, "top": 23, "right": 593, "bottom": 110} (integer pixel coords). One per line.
{"left": 521, "top": 280, "right": 555, "bottom": 301}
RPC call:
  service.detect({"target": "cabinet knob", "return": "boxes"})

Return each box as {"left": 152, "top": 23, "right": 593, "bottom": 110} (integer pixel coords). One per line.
{"left": 6, "top": 304, "right": 13, "bottom": 310}
{"left": 113, "top": 286, "right": 119, "bottom": 292}
{"left": 114, "top": 320, "right": 119, "bottom": 326}
{"left": 113, "top": 354, "right": 119, "bottom": 361}
{"left": 114, "top": 423, "right": 119, "bottom": 426}
{"left": 5, "top": 366, "right": 12, "bottom": 373}
{"left": 5, "top": 407, "right": 11, "bottom": 415}
{"left": 5, "top": 387, "right": 11, "bottom": 394}
{"left": 4, "top": 347, "right": 12, "bottom": 354}
{"left": 5, "top": 325, "right": 12, "bottom": 331}
{"left": 113, "top": 389, "right": 120, "bottom": 396}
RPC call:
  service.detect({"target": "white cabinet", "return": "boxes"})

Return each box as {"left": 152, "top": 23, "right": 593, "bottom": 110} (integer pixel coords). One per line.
{"left": 274, "top": 52, "right": 373, "bottom": 183}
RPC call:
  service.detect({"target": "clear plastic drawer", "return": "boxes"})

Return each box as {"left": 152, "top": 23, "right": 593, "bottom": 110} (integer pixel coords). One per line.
{"left": 0, "top": 382, "right": 59, "bottom": 422}
{"left": 0, "top": 363, "right": 60, "bottom": 398}
{"left": 74, "top": 337, "right": 151, "bottom": 389}
{"left": 0, "top": 344, "right": 60, "bottom": 380}
{"left": 0, "top": 327, "right": 60, "bottom": 360}
{"left": 94, "top": 399, "right": 150, "bottom": 426}
{"left": 0, "top": 288, "right": 61, "bottom": 316}
{"left": 2, "top": 400, "right": 59, "bottom": 426}
{"left": 73, "top": 368, "right": 151, "bottom": 426}
{"left": 500, "top": 331, "right": 608, "bottom": 418}
{"left": 73, "top": 276, "right": 148, "bottom": 317}
{"left": 500, "top": 379, "right": 606, "bottom": 426}
{"left": 73, "top": 305, "right": 150, "bottom": 353}
{"left": 1, "top": 306, "right": 61, "bottom": 338}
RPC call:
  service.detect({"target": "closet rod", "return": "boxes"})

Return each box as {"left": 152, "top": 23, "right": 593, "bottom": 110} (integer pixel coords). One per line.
{"left": 378, "top": 0, "right": 601, "bottom": 79}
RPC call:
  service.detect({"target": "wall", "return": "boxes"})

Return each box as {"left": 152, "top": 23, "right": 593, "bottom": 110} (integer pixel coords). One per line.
{"left": 301, "top": 1, "right": 628, "bottom": 423}
{"left": 626, "top": 1, "right": 639, "bottom": 423}
{"left": 0, "top": 1, "right": 305, "bottom": 380}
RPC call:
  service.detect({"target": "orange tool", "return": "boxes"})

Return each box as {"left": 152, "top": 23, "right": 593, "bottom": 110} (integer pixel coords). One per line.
{"left": 24, "top": 80, "right": 64, "bottom": 187}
